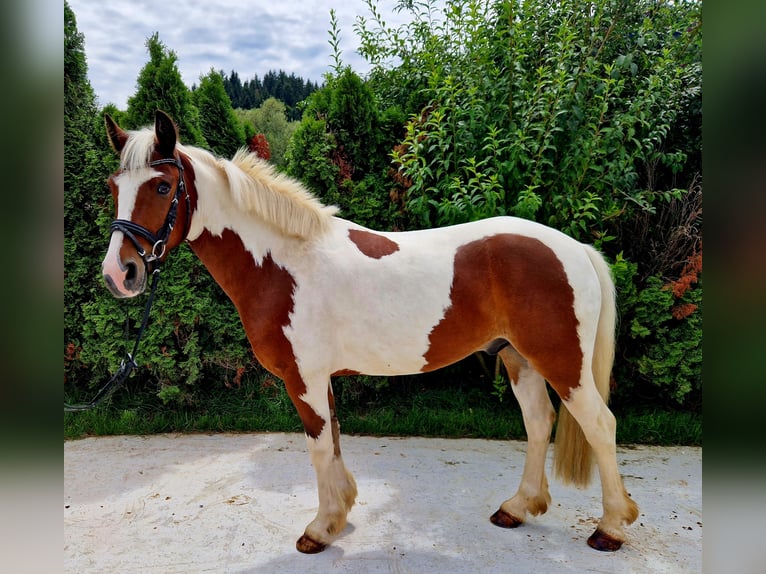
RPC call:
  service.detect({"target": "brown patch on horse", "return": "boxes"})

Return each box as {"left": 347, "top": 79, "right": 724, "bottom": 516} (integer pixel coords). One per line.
{"left": 348, "top": 229, "right": 400, "bottom": 259}
{"left": 423, "top": 234, "right": 583, "bottom": 400}
{"left": 189, "top": 228, "right": 325, "bottom": 438}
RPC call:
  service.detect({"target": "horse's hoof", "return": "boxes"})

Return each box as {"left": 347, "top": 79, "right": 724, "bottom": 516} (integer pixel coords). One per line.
{"left": 490, "top": 508, "right": 523, "bottom": 529}
{"left": 296, "top": 534, "right": 328, "bottom": 554}
{"left": 587, "top": 529, "right": 624, "bottom": 551}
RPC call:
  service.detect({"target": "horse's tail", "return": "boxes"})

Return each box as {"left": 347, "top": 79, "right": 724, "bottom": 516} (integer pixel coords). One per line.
{"left": 553, "top": 245, "right": 616, "bottom": 487}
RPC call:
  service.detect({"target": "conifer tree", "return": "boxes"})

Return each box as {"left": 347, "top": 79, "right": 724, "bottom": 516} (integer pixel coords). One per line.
{"left": 64, "top": 1, "right": 115, "bottom": 380}
{"left": 194, "top": 70, "right": 246, "bottom": 157}
{"left": 126, "top": 33, "right": 206, "bottom": 146}
{"left": 327, "top": 67, "right": 378, "bottom": 176}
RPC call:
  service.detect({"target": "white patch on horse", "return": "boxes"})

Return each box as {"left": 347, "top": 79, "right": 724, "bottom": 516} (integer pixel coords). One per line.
{"left": 102, "top": 168, "right": 159, "bottom": 297}
{"left": 284, "top": 221, "right": 460, "bottom": 381}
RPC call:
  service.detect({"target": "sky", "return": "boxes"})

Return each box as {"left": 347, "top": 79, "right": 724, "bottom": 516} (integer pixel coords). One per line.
{"left": 67, "top": 0, "right": 422, "bottom": 110}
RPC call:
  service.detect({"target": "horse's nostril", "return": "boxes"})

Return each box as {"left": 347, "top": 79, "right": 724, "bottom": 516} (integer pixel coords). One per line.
{"left": 125, "top": 261, "right": 137, "bottom": 284}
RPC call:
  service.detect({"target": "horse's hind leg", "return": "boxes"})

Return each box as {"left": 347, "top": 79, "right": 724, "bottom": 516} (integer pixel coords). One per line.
{"left": 490, "top": 347, "right": 555, "bottom": 528}
{"left": 285, "top": 375, "right": 357, "bottom": 553}
{"left": 558, "top": 378, "right": 639, "bottom": 550}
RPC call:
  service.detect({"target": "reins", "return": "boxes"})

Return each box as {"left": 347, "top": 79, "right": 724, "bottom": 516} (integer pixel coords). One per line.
{"left": 64, "top": 157, "right": 190, "bottom": 412}
{"left": 64, "top": 269, "right": 161, "bottom": 412}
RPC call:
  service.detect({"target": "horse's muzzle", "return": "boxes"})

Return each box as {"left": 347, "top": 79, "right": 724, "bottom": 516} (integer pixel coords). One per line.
{"left": 102, "top": 234, "right": 147, "bottom": 298}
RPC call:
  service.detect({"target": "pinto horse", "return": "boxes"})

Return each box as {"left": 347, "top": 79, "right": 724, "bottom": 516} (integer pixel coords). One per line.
{"left": 101, "top": 110, "right": 638, "bottom": 554}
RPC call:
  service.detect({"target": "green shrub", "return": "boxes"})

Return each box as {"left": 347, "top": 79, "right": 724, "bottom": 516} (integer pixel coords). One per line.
{"left": 376, "top": 0, "right": 700, "bottom": 248}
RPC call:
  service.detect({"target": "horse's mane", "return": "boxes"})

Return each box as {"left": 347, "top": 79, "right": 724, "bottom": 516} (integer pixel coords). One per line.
{"left": 120, "top": 128, "right": 338, "bottom": 240}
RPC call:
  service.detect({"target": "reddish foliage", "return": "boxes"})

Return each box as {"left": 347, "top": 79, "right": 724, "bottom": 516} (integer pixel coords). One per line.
{"left": 668, "top": 245, "right": 702, "bottom": 299}
{"left": 233, "top": 367, "right": 245, "bottom": 387}
{"left": 331, "top": 146, "right": 354, "bottom": 184}
{"left": 671, "top": 303, "right": 698, "bottom": 320}
{"left": 224, "top": 366, "right": 246, "bottom": 389}
{"left": 389, "top": 142, "right": 413, "bottom": 188}
{"left": 665, "top": 242, "right": 702, "bottom": 320}
{"left": 248, "top": 133, "right": 271, "bottom": 161}
{"left": 64, "top": 342, "right": 81, "bottom": 383}
{"left": 388, "top": 142, "right": 413, "bottom": 212}
{"left": 64, "top": 342, "right": 80, "bottom": 364}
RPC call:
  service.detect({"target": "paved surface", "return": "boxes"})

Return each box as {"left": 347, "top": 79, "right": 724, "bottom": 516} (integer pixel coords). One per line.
{"left": 64, "top": 433, "right": 701, "bottom": 573}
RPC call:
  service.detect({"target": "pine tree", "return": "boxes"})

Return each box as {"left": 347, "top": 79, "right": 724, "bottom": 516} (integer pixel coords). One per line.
{"left": 194, "top": 70, "right": 246, "bottom": 157}
{"left": 222, "top": 70, "right": 244, "bottom": 108}
{"left": 126, "top": 33, "right": 206, "bottom": 146}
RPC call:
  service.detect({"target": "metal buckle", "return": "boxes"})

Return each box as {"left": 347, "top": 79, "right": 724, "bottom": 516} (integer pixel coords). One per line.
{"left": 146, "top": 240, "right": 166, "bottom": 262}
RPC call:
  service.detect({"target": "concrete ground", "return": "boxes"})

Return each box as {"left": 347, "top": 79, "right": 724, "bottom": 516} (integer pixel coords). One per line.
{"left": 64, "top": 433, "right": 701, "bottom": 573}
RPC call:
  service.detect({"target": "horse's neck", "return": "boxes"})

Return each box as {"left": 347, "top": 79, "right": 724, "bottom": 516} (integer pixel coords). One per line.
{"left": 185, "top": 158, "right": 301, "bottom": 340}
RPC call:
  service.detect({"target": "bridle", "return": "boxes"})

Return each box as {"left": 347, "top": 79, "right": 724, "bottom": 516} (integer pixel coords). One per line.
{"left": 64, "top": 156, "right": 191, "bottom": 412}
{"left": 109, "top": 156, "right": 192, "bottom": 270}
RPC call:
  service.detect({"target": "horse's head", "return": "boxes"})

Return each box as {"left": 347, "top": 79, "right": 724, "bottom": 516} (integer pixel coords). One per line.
{"left": 102, "top": 110, "right": 192, "bottom": 298}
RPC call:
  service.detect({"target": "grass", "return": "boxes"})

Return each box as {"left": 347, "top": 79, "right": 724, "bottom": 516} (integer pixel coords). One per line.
{"left": 64, "top": 375, "right": 701, "bottom": 446}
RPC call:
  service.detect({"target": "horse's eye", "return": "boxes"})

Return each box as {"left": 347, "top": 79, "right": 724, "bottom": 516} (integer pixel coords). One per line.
{"left": 157, "top": 182, "right": 171, "bottom": 196}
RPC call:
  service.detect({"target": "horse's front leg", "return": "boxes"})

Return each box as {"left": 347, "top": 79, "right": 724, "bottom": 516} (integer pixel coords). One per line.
{"left": 285, "top": 375, "right": 357, "bottom": 553}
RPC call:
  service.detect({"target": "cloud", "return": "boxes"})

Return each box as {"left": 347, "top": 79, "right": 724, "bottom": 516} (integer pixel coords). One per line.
{"left": 67, "top": 0, "right": 418, "bottom": 109}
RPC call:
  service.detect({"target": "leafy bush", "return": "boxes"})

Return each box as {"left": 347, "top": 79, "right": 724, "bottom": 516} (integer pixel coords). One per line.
{"left": 286, "top": 66, "right": 404, "bottom": 231}
{"left": 235, "top": 98, "right": 298, "bottom": 167}
{"left": 285, "top": 116, "right": 340, "bottom": 196}
{"left": 372, "top": 0, "right": 700, "bottom": 248}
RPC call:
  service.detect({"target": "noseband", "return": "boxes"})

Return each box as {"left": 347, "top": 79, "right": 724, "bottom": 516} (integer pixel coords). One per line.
{"left": 110, "top": 157, "right": 192, "bottom": 269}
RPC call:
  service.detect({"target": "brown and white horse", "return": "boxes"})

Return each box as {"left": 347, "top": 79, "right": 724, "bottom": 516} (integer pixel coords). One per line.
{"left": 101, "top": 110, "right": 638, "bottom": 554}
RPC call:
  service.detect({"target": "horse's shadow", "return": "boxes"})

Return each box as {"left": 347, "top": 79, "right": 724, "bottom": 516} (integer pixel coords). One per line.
{"left": 232, "top": 538, "right": 476, "bottom": 574}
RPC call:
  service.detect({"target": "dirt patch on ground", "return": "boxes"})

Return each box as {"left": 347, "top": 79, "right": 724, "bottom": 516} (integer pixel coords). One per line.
{"left": 65, "top": 433, "right": 701, "bottom": 573}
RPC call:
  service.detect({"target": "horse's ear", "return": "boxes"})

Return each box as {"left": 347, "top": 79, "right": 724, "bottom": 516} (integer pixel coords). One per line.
{"left": 154, "top": 110, "right": 178, "bottom": 157}
{"left": 104, "top": 114, "right": 128, "bottom": 154}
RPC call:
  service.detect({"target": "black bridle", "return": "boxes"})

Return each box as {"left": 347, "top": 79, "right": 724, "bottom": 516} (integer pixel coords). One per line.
{"left": 110, "top": 157, "right": 192, "bottom": 269}
{"left": 64, "top": 157, "right": 191, "bottom": 412}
